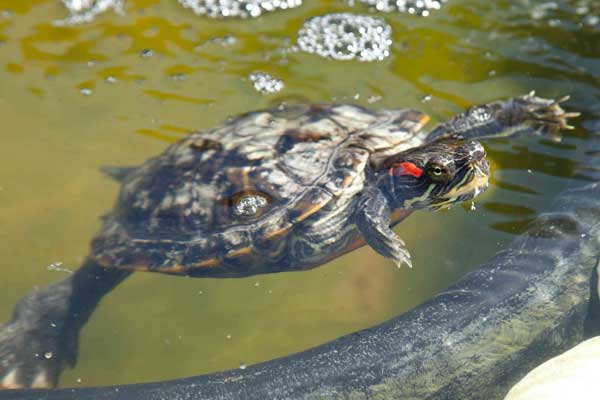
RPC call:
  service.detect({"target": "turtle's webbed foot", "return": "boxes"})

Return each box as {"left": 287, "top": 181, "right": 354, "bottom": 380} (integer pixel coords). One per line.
{"left": 426, "top": 92, "right": 580, "bottom": 142}
{"left": 514, "top": 91, "right": 580, "bottom": 139}
{"left": 356, "top": 188, "right": 413, "bottom": 269}
{"left": 377, "top": 233, "right": 413, "bottom": 269}
{"left": 0, "top": 287, "right": 78, "bottom": 389}
{"left": 357, "top": 215, "right": 413, "bottom": 268}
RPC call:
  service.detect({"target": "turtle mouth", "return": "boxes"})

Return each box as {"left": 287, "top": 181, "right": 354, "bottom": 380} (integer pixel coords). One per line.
{"left": 430, "top": 160, "right": 490, "bottom": 210}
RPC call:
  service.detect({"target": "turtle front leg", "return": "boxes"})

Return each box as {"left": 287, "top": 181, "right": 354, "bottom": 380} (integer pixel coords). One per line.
{"left": 355, "top": 187, "right": 412, "bottom": 268}
{"left": 0, "top": 259, "right": 130, "bottom": 389}
{"left": 426, "top": 92, "right": 579, "bottom": 143}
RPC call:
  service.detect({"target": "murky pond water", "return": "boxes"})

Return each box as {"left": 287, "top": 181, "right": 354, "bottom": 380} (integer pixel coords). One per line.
{"left": 1, "top": 0, "right": 599, "bottom": 389}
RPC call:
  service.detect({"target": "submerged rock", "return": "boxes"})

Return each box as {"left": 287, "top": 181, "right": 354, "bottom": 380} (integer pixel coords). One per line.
{"left": 178, "top": 0, "right": 302, "bottom": 18}
{"left": 296, "top": 13, "right": 392, "bottom": 62}
{"left": 504, "top": 336, "right": 600, "bottom": 400}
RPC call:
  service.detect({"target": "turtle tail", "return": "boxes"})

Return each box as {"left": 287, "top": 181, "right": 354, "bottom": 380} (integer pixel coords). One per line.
{"left": 100, "top": 165, "right": 137, "bottom": 182}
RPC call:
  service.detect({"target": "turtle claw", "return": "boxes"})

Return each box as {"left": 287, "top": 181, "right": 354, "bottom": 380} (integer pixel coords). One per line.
{"left": 518, "top": 92, "right": 580, "bottom": 139}
{"left": 394, "top": 252, "right": 413, "bottom": 269}
{"left": 0, "top": 321, "right": 62, "bottom": 390}
{"left": 387, "top": 239, "right": 413, "bottom": 269}
{"left": 426, "top": 92, "right": 579, "bottom": 142}
{"left": 0, "top": 287, "right": 78, "bottom": 390}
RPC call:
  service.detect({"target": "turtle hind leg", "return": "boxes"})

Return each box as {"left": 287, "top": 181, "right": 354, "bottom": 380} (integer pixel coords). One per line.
{"left": 0, "top": 259, "right": 130, "bottom": 389}
{"left": 425, "top": 92, "right": 579, "bottom": 143}
{"left": 355, "top": 187, "right": 413, "bottom": 269}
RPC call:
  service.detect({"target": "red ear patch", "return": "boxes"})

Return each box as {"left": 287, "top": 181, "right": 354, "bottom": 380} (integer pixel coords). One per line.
{"left": 390, "top": 162, "right": 423, "bottom": 178}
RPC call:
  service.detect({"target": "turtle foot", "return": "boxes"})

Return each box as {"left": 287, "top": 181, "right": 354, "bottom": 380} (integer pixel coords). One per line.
{"left": 0, "top": 286, "right": 78, "bottom": 389}
{"left": 425, "top": 92, "right": 580, "bottom": 142}
{"left": 514, "top": 91, "right": 580, "bottom": 140}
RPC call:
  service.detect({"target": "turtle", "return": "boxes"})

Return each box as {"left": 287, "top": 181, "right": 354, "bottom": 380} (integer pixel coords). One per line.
{"left": 0, "top": 92, "right": 576, "bottom": 389}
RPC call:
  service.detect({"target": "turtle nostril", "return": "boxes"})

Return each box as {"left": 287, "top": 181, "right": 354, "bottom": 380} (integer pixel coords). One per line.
{"left": 466, "top": 141, "right": 486, "bottom": 160}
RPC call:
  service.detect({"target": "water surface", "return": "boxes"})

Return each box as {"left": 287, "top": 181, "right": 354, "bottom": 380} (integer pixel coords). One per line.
{"left": 0, "top": 0, "right": 598, "bottom": 388}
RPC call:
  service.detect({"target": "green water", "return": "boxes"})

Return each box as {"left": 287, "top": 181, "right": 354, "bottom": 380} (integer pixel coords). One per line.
{"left": 0, "top": 0, "right": 598, "bottom": 388}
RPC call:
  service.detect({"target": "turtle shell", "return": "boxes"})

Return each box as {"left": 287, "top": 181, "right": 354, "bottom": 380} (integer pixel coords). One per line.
{"left": 91, "top": 104, "right": 429, "bottom": 276}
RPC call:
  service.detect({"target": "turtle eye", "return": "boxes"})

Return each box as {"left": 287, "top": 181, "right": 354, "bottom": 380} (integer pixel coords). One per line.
{"left": 431, "top": 166, "right": 443, "bottom": 176}
{"left": 426, "top": 162, "right": 451, "bottom": 182}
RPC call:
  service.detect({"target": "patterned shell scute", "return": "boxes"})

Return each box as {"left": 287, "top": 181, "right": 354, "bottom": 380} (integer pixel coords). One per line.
{"left": 90, "top": 104, "right": 429, "bottom": 274}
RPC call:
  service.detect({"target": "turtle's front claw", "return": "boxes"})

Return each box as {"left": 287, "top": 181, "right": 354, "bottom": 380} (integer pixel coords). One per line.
{"left": 519, "top": 92, "right": 580, "bottom": 139}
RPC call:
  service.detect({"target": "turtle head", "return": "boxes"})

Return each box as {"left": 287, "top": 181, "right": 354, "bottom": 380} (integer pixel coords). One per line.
{"left": 383, "top": 139, "right": 490, "bottom": 211}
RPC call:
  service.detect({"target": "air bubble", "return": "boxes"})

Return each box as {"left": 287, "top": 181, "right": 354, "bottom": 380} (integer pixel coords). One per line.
{"left": 80, "top": 88, "right": 93, "bottom": 96}
{"left": 249, "top": 72, "right": 284, "bottom": 94}
{"left": 584, "top": 14, "right": 600, "bottom": 26}
{"left": 44, "top": 352, "right": 53, "bottom": 359}
{"left": 47, "top": 262, "right": 73, "bottom": 274}
{"left": 531, "top": 2, "right": 559, "bottom": 20}
{"left": 140, "top": 48, "right": 154, "bottom": 58}
{"left": 355, "top": 0, "right": 446, "bottom": 16}
{"left": 195, "top": 36, "right": 238, "bottom": 52}
{"left": 55, "top": 0, "right": 124, "bottom": 25}
{"left": 178, "top": 0, "right": 302, "bottom": 19}
{"left": 233, "top": 193, "right": 269, "bottom": 217}
{"left": 525, "top": 1, "right": 600, "bottom": 31}
{"left": 297, "top": 13, "right": 392, "bottom": 62}
{"left": 168, "top": 73, "right": 187, "bottom": 81}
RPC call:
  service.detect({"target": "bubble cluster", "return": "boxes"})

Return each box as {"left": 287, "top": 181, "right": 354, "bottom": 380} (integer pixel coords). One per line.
{"left": 178, "top": 0, "right": 302, "bottom": 18}
{"left": 249, "top": 72, "right": 285, "bottom": 94}
{"left": 47, "top": 261, "right": 73, "bottom": 274}
{"left": 233, "top": 194, "right": 268, "bottom": 217}
{"left": 357, "top": 0, "right": 447, "bottom": 16}
{"left": 526, "top": 0, "right": 600, "bottom": 30}
{"left": 55, "top": 0, "right": 124, "bottom": 25}
{"left": 570, "top": 1, "right": 600, "bottom": 28}
{"left": 296, "top": 13, "right": 392, "bottom": 62}
{"left": 530, "top": 2, "right": 558, "bottom": 20}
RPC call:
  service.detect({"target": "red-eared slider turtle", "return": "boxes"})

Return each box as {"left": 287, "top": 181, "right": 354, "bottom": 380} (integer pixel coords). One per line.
{"left": 0, "top": 93, "right": 576, "bottom": 389}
